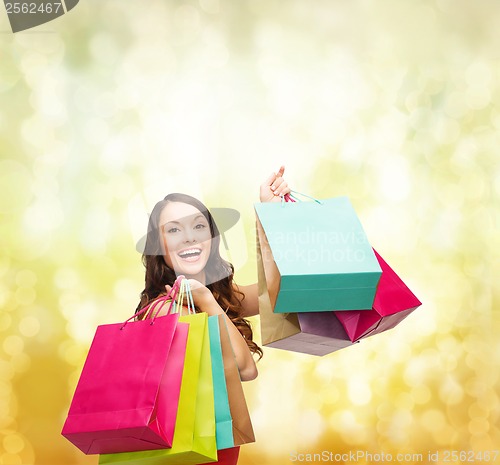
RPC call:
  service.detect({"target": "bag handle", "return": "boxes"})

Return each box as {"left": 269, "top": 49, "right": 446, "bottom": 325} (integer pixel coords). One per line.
{"left": 150, "top": 277, "right": 196, "bottom": 320}
{"left": 281, "top": 190, "right": 323, "bottom": 206}
{"left": 121, "top": 275, "right": 185, "bottom": 329}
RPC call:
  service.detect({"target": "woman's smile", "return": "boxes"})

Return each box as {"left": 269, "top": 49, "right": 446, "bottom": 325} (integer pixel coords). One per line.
{"left": 177, "top": 247, "right": 203, "bottom": 262}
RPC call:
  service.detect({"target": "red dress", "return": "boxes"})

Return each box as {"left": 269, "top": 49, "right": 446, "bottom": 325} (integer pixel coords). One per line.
{"left": 207, "top": 447, "right": 240, "bottom": 465}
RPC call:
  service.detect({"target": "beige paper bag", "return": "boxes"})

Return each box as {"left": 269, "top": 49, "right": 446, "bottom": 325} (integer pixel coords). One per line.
{"left": 218, "top": 315, "right": 256, "bottom": 445}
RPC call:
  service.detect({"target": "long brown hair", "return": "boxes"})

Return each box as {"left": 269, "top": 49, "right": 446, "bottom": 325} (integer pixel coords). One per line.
{"left": 136, "top": 193, "right": 263, "bottom": 360}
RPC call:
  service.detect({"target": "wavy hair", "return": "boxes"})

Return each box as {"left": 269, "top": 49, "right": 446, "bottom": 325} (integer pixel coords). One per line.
{"left": 136, "top": 192, "right": 263, "bottom": 360}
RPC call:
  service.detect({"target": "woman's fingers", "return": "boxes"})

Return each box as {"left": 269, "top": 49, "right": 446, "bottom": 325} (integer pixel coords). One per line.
{"left": 275, "top": 183, "right": 290, "bottom": 197}
{"left": 270, "top": 166, "right": 286, "bottom": 191}
{"left": 260, "top": 165, "right": 288, "bottom": 202}
{"left": 271, "top": 177, "right": 291, "bottom": 196}
{"left": 265, "top": 166, "right": 285, "bottom": 188}
{"left": 165, "top": 285, "right": 173, "bottom": 299}
{"left": 263, "top": 171, "right": 277, "bottom": 188}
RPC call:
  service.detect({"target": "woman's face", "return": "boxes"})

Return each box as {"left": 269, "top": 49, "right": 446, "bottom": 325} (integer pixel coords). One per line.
{"left": 159, "top": 201, "right": 212, "bottom": 281}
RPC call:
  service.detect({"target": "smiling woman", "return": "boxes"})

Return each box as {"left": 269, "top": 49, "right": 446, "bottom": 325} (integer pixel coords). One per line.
{"left": 134, "top": 171, "right": 290, "bottom": 465}
{"left": 135, "top": 168, "right": 291, "bottom": 389}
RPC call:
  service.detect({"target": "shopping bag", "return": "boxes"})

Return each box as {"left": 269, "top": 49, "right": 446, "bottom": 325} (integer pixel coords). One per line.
{"left": 257, "top": 225, "right": 358, "bottom": 356}
{"left": 218, "top": 316, "right": 255, "bottom": 445}
{"left": 61, "top": 297, "right": 189, "bottom": 454}
{"left": 208, "top": 313, "right": 256, "bottom": 449}
{"left": 208, "top": 315, "right": 233, "bottom": 450}
{"left": 255, "top": 195, "right": 381, "bottom": 312}
{"left": 100, "top": 282, "right": 217, "bottom": 465}
{"left": 335, "top": 249, "right": 422, "bottom": 342}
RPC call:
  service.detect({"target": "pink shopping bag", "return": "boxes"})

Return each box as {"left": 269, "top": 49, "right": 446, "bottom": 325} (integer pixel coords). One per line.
{"left": 61, "top": 294, "right": 189, "bottom": 455}
{"left": 335, "top": 249, "right": 422, "bottom": 342}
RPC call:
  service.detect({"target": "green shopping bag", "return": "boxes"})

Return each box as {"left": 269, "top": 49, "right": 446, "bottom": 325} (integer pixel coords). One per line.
{"left": 255, "top": 195, "right": 381, "bottom": 312}
{"left": 208, "top": 315, "right": 233, "bottom": 450}
{"left": 99, "top": 309, "right": 217, "bottom": 465}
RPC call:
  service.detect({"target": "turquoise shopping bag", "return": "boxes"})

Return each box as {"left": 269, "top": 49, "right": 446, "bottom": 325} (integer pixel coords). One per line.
{"left": 208, "top": 316, "right": 234, "bottom": 450}
{"left": 255, "top": 196, "right": 381, "bottom": 312}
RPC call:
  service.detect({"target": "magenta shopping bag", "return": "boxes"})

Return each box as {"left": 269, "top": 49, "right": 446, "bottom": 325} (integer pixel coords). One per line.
{"left": 335, "top": 249, "right": 422, "bottom": 342}
{"left": 61, "top": 296, "right": 189, "bottom": 455}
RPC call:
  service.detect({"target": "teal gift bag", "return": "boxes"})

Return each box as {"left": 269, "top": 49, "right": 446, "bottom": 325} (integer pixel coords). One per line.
{"left": 208, "top": 315, "right": 234, "bottom": 450}
{"left": 255, "top": 195, "right": 381, "bottom": 313}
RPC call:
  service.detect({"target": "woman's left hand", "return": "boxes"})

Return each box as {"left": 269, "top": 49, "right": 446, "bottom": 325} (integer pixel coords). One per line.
{"left": 260, "top": 165, "right": 291, "bottom": 202}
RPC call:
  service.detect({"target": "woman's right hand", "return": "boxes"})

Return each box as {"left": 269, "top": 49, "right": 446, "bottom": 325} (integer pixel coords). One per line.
{"left": 165, "top": 279, "right": 221, "bottom": 315}
{"left": 260, "top": 165, "right": 291, "bottom": 202}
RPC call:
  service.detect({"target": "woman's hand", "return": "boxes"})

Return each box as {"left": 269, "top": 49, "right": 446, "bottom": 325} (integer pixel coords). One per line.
{"left": 166, "top": 279, "right": 257, "bottom": 381}
{"left": 260, "top": 165, "right": 291, "bottom": 202}
{"left": 165, "top": 279, "right": 221, "bottom": 315}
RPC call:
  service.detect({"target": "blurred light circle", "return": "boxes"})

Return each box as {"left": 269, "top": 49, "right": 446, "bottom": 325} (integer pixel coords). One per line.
{"left": 14, "top": 287, "right": 36, "bottom": 307}
{"left": 2, "top": 336, "right": 24, "bottom": 357}
{"left": 439, "top": 376, "right": 464, "bottom": 405}
{"left": 2, "top": 433, "right": 24, "bottom": 454}
{"left": 18, "top": 317, "right": 40, "bottom": 338}
{"left": 420, "top": 409, "right": 446, "bottom": 433}
{"left": 411, "top": 385, "right": 431, "bottom": 405}
{"left": 14, "top": 270, "right": 37, "bottom": 288}
{"left": 444, "top": 91, "right": 468, "bottom": 118}
{"left": 395, "top": 393, "right": 415, "bottom": 411}
{"left": 435, "top": 117, "right": 460, "bottom": 145}
{"left": 23, "top": 194, "right": 64, "bottom": 236}
{"left": 11, "top": 354, "right": 31, "bottom": 374}
{"left": 0, "top": 429, "right": 34, "bottom": 465}
{"left": 466, "top": 87, "right": 491, "bottom": 110}
{"left": 0, "top": 453, "right": 23, "bottom": 465}
{"left": 466, "top": 61, "right": 492, "bottom": 88}
{"left": 348, "top": 378, "right": 372, "bottom": 406}
{"left": 298, "top": 409, "right": 325, "bottom": 445}
{"left": 53, "top": 268, "right": 79, "bottom": 290}
{"left": 468, "top": 418, "right": 490, "bottom": 435}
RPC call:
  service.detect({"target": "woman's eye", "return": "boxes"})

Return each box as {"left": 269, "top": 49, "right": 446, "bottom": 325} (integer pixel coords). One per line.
{"left": 167, "top": 227, "right": 180, "bottom": 233}
{"left": 195, "top": 223, "right": 207, "bottom": 230}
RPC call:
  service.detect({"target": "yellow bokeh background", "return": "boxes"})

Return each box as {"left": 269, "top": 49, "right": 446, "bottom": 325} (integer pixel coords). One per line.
{"left": 1, "top": 1, "right": 499, "bottom": 464}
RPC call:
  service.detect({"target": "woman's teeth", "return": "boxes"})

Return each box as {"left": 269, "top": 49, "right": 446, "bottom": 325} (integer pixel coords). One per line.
{"left": 178, "top": 248, "right": 202, "bottom": 259}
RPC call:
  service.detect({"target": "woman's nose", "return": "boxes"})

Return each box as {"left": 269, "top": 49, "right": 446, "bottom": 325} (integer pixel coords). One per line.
{"left": 183, "top": 229, "right": 196, "bottom": 243}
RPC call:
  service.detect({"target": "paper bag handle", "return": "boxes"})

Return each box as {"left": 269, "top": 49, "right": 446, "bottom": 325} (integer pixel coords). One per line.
{"left": 150, "top": 277, "right": 196, "bottom": 320}
{"left": 282, "top": 190, "right": 322, "bottom": 205}
{"left": 121, "top": 275, "right": 185, "bottom": 329}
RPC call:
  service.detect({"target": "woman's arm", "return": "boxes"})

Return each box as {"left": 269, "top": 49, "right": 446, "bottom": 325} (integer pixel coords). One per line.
{"left": 165, "top": 280, "right": 258, "bottom": 381}
{"left": 232, "top": 166, "right": 292, "bottom": 317}
{"left": 235, "top": 283, "right": 259, "bottom": 317}
{"left": 195, "top": 285, "right": 258, "bottom": 381}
